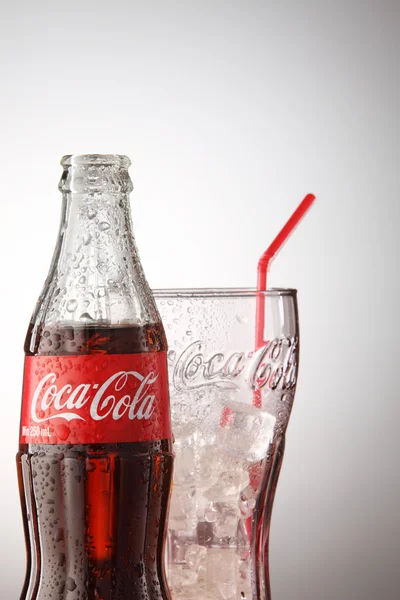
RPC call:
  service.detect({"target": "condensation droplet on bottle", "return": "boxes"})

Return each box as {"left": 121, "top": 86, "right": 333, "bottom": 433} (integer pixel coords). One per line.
{"left": 66, "top": 577, "right": 77, "bottom": 591}
{"left": 78, "top": 276, "right": 86, "bottom": 284}
{"left": 186, "top": 330, "right": 193, "bottom": 336}
{"left": 97, "top": 262, "right": 107, "bottom": 275}
{"left": 99, "top": 221, "right": 110, "bottom": 231}
{"left": 97, "top": 289, "right": 106, "bottom": 298}
{"left": 79, "top": 312, "right": 94, "bottom": 323}
{"left": 83, "top": 233, "right": 92, "bottom": 245}
{"left": 168, "top": 350, "right": 176, "bottom": 362}
{"left": 66, "top": 299, "right": 78, "bottom": 313}
{"left": 87, "top": 208, "right": 97, "bottom": 220}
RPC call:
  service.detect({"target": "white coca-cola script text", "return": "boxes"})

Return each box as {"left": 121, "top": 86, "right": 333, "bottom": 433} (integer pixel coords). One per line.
{"left": 30, "top": 371, "right": 158, "bottom": 423}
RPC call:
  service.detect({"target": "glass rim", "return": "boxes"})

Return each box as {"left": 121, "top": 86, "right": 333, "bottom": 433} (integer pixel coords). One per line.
{"left": 152, "top": 287, "right": 297, "bottom": 298}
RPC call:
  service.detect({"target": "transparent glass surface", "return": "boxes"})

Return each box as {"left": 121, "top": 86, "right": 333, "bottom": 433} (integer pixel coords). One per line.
{"left": 155, "top": 289, "right": 299, "bottom": 600}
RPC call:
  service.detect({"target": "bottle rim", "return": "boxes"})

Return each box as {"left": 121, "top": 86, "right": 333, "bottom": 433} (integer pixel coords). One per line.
{"left": 61, "top": 154, "right": 131, "bottom": 168}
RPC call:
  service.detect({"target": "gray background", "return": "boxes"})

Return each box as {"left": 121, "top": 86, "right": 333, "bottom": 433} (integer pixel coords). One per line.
{"left": 0, "top": 1, "right": 399, "bottom": 598}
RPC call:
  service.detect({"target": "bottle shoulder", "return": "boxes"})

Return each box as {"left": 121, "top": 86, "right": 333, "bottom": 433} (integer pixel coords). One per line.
{"left": 24, "top": 322, "right": 168, "bottom": 356}
{"left": 26, "top": 194, "right": 164, "bottom": 355}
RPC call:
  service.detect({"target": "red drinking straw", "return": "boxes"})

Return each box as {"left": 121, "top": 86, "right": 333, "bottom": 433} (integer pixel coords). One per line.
{"left": 220, "top": 192, "right": 316, "bottom": 423}
{"left": 255, "top": 193, "right": 316, "bottom": 349}
{"left": 252, "top": 193, "right": 316, "bottom": 409}
{"left": 237, "top": 193, "right": 316, "bottom": 541}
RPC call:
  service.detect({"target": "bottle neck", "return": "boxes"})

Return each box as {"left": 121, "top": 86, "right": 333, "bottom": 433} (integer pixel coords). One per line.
{"left": 57, "top": 156, "right": 137, "bottom": 282}
{"left": 58, "top": 190, "right": 136, "bottom": 267}
{"left": 29, "top": 156, "right": 158, "bottom": 334}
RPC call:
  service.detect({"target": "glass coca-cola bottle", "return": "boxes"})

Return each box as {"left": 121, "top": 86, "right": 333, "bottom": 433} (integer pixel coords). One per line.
{"left": 17, "top": 154, "right": 173, "bottom": 600}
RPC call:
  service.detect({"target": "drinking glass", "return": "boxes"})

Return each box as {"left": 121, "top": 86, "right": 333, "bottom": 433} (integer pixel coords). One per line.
{"left": 155, "top": 289, "right": 299, "bottom": 600}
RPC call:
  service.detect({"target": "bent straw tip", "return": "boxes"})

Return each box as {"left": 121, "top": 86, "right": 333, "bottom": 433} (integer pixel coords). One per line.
{"left": 304, "top": 192, "right": 316, "bottom": 203}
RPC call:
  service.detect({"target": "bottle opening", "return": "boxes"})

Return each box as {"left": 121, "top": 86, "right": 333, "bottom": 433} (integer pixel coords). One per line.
{"left": 59, "top": 154, "right": 133, "bottom": 194}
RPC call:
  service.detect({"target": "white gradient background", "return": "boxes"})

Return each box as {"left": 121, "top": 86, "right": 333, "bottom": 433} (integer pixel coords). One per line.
{"left": 0, "top": 1, "right": 399, "bottom": 598}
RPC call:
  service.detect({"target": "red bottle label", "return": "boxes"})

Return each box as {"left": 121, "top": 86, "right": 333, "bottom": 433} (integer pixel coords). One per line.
{"left": 20, "top": 353, "right": 171, "bottom": 444}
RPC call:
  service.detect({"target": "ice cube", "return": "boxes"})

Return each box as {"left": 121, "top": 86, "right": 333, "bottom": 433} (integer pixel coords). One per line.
{"left": 185, "top": 544, "right": 207, "bottom": 570}
{"left": 218, "top": 581, "right": 237, "bottom": 599}
{"left": 204, "top": 503, "right": 218, "bottom": 522}
{"left": 169, "top": 483, "right": 197, "bottom": 532}
{"left": 168, "top": 564, "right": 198, "bottom": 591}
{"left": 202, "top": 549, "right": 239, "bottom": 597}
{"left": 195, "top": 445, "right": 221, "bottom": 492}
{"left": 239, "top": 485, "right": 257, "bottom": 518}
{"left": 237, "top": 519, "right": 251, "bottom": 559}
{"left": 217, "top": 401, "right": 276, "bottom": 462}
{"left": 204, "top": 469, "right": 243, "bottom": 502}
{"left": 238, "top": 559, "right": 252, "bottom": 598}
{"left": 213, "top": 503, "right": 240, "bottom": 540}
{"left": 173, "top": 425, "right": 196, "bottom": 487}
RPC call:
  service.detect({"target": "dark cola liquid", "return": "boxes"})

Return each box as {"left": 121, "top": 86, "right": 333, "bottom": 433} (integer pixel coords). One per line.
{"left": 17, "top": 324, "right": 173, "bottom": 600}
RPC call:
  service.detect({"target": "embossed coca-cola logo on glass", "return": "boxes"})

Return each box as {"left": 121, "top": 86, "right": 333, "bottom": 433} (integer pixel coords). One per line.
{"left": 172, "top": 337, "right": 298, "bottom": 392}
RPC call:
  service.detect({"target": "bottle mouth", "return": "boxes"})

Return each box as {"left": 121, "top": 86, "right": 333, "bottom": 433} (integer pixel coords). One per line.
{"left": 59, "top": 154, "right": 133, "bottom": 194}
{"left": 61, "top": 154, "right": 131, "bottom": 169}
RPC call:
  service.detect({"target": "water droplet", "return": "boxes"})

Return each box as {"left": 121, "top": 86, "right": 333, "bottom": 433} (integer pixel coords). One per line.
{"left": 66, "top": 577, "right": 77, "bottom": 592}
{"left": 97, "top": 262, "right": 107, "bottom": 275}
{"left": 186, "top": 330, "right": 193, "bottom": 336}
{"left": 168, "top": 350, "right": 176, "bottom": 362}
{"left": 79, "top": 312, "right": 94, "bottom": 323}
{"left": 87, "top": 208, "right": 97, "bottom": 220}
{"left": 78, "top": 276, "right": 86, "bottom": 284}
{"left": 83, "top": 233, "right": 92, "bottom": 245}
{"left": 66, "top": 299, "right": 78, "bottom": 313}
{"left": 54, "top": 423, "right": 70, "bottom": 441}
{"left": 99, "top": 221, "right": 110, "bottom": 231}
{"left": 236, "top": 315, "right": 248, "bottom": 324}
{"left": 97, "top": 288, "right": 106, "bottom": 298}
{"left": 58, "top": 553, "right": 66, "bottom": 567}
{"left": 83, "top": 300, "right": 90, "bottom": 308}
